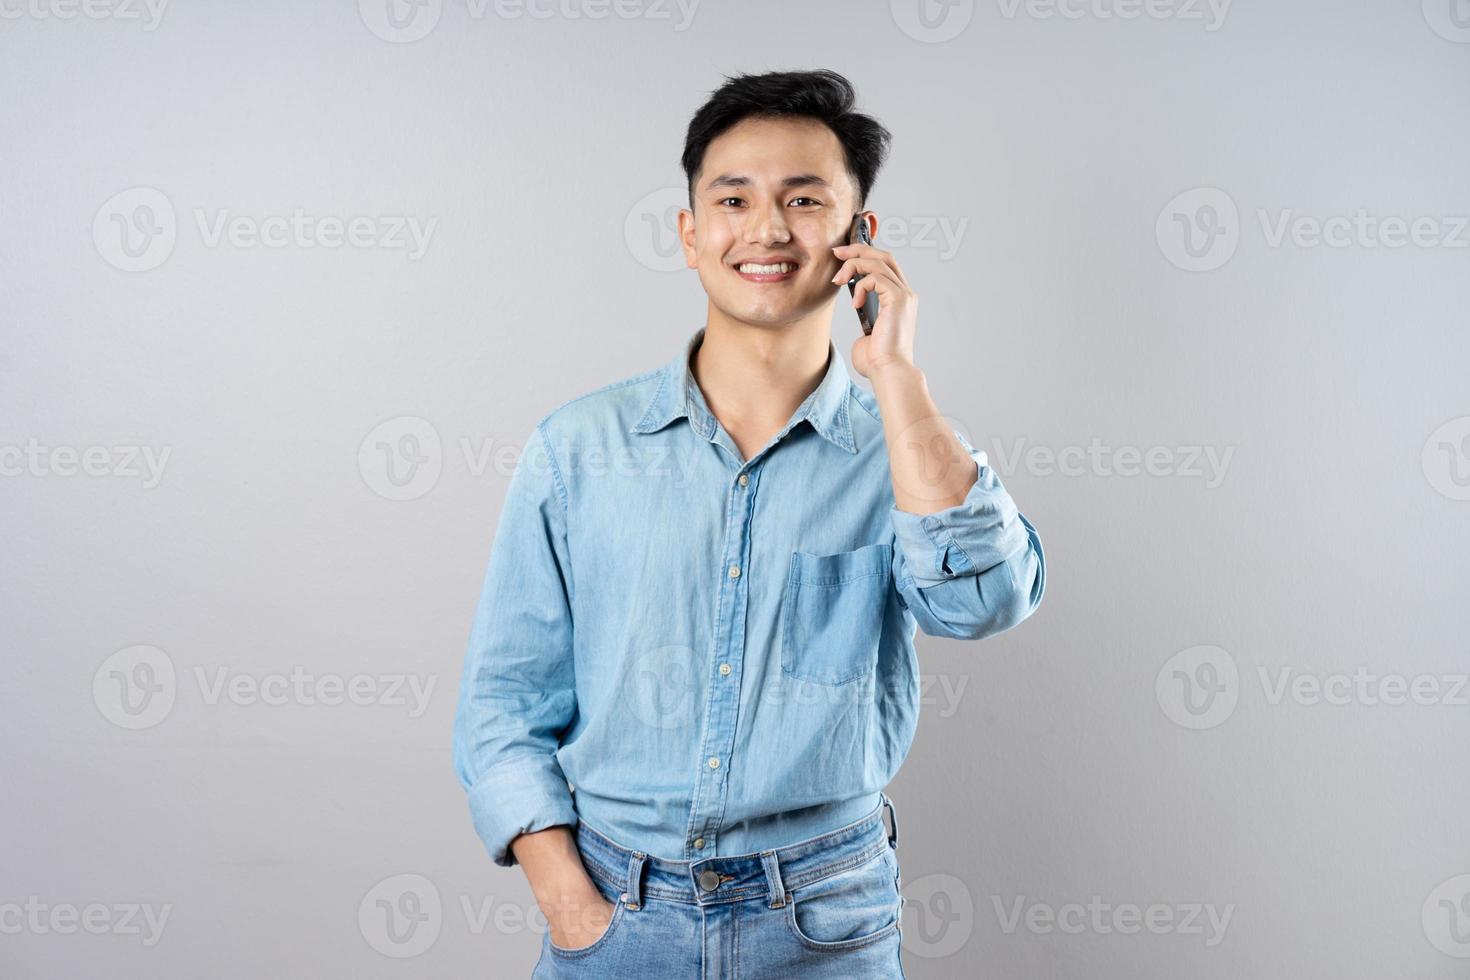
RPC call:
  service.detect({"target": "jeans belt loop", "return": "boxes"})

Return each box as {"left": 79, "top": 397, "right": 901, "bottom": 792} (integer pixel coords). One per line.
{"left": 759, "top": 850, "right": 786, "bottom": 909}
{"left": 623, "top": 851, "right": 646, "bottom": 911}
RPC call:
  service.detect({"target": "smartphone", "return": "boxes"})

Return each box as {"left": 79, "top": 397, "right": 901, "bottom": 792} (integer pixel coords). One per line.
{"left": 846, "top": 215, "right": 881, "bottom": 335}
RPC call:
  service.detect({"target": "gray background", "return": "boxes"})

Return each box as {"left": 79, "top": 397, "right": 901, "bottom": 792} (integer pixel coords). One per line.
{"left": 3, "top": 0, "right": 1469, "bottom": 976}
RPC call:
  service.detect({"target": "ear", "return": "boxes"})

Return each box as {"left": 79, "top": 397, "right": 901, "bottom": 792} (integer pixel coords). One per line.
{"left": 677, "top": 206, "right": 698, "bottom": 269}
{"left": 856, "top": 210, "right": 878, "bottom": 243}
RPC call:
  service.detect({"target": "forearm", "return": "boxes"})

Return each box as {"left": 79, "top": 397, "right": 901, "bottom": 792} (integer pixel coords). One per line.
{"left": 869, "top": 361, "right": 979, "bottom": 515}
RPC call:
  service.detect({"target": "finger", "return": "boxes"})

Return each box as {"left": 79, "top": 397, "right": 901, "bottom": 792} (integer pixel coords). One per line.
{"left": 831, "top": 253, "right": 902, "bottom": 285}
{"left": 852, "top": 272, "right": 896, "bottom": 309}
{"left": 864, "top": 249, "right": 908, "bottom": 286}
{"left": 833, "top": 242, "right": 894, "bottom": 265}
{"left": 837, "top": 243, "right": 909, "bottom": 286}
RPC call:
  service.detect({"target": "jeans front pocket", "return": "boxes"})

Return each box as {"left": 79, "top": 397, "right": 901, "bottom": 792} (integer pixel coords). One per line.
{"left": 546, "top": 877, "right": 627, "bottom": 960}
{"left": 784, "top": 846, "right": 903, "bottom": 951}
{"left": 781, "top": 542, "right": 893, "bottom": 685}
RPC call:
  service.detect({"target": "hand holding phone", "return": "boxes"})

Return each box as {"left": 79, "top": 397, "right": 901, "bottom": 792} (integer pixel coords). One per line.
{"left": 846, "top": 214, "right": 881, "bottom": 336}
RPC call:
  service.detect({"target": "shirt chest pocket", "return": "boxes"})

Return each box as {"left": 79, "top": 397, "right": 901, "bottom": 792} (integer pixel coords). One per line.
{"left": 780, "top": 542, "right": 894, "bottom": 686}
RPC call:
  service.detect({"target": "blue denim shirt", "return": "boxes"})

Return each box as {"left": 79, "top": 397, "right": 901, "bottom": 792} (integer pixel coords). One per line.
{"left": 453, "top": 327, "right": 1045, "bottom": 867}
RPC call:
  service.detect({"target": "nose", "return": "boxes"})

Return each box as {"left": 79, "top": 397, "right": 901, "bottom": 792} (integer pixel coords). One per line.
{"left": 743, "top": 201, "right": 791, "bottom": 247}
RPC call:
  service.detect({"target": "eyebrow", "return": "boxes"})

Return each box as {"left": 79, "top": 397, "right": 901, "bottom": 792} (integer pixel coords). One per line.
{"left": 702, "top": 173, "right": 832, "bottom": 192}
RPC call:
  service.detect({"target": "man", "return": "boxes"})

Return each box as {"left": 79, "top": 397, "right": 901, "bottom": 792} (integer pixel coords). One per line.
{"left": 453, "top": 68, "right": 1045, "bottom": 978}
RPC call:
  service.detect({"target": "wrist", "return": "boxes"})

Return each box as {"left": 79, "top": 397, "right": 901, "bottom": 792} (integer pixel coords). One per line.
{"left": 867, "top": 358, "right": 924, "bottom": 388}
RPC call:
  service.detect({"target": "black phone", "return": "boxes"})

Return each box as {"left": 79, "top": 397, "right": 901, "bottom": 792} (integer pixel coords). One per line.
{"left": 846, "top": 214, "right": 881, "bottom": 336}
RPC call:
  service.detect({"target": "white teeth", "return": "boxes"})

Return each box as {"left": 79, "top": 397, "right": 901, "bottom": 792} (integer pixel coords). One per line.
{"left": 737, "top": 262, "right": 795, "bottom": 274}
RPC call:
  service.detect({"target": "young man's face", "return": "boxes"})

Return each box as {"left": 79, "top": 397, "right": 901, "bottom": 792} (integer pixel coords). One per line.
{"left": 679, "top": 115, "right": 862, "bottom": 331}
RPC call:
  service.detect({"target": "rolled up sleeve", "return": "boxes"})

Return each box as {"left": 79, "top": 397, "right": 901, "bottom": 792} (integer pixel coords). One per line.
{"left": 452, "top": 420, "right": 579, "bottom": 867}
{"left": 890, "top": 434, "right": 1046, "bottom": 641}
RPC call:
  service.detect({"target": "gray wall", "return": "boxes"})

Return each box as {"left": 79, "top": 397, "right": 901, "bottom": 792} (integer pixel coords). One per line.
{"left": 3, "top": 0, "right": 1468, "bottom": 976}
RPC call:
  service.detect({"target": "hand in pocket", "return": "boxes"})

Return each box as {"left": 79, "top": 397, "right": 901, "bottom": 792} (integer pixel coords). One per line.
{"left": 549, "top": 893, "right": 617, "bottom": 951}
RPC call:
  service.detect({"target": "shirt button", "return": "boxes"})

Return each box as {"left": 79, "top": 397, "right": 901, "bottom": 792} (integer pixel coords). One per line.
{"left": 738, "top": 473, "right": 749, "bottom": 487}
{"left": 708, "top": 756, "right": 720, "bottom": 769}
{"left": 719, "top": 663, "right": 731, "bottom": 676}
{"left": 694, "top": 837, "right": 706, "bottom": 849}
{"left": 728, "top": 565, "right": 740, "bottom": 579}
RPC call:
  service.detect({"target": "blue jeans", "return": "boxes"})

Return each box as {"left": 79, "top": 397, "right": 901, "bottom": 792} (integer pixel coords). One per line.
{"left": 532, "top": 794, "right": 906, "bottom": 979}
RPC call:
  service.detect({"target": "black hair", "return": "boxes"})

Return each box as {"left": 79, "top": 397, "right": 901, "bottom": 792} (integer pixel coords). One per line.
{"left": 680, "top": 69, "right": 892, "bottom": 212}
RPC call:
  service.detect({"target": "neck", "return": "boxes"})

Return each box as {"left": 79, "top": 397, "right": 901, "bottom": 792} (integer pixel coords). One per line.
{"left": 692, "top": 306, "right": 833, "bottom": 433}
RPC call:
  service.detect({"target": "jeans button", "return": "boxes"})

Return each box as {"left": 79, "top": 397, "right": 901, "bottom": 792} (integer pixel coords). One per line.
{"left": 697, "top": 869, "right": 720, "bottom": 892}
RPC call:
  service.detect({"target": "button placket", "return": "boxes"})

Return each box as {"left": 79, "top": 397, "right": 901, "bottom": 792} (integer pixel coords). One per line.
{"left": 683, "top": 463, "right": 760, "bottom": 859}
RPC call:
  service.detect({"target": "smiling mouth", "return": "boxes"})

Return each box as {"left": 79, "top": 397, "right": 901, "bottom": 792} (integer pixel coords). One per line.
{"left": 733, "top": 261, "right": 799, "bottom": 282}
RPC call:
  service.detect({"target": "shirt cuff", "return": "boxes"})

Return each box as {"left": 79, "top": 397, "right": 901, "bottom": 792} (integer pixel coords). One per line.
{"left": 891, "top": 460, "right": 1030, "bottom": 589}
{"left": 465, "top": 755, "right": 578, "bottom": 868}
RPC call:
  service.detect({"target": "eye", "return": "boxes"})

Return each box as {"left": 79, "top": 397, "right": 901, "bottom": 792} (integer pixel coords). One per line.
{"left": 717, "top": 197, "right": 745, "bottom": 207}
{"left": 789, "top": 197, "right": 821, "bottom": 207}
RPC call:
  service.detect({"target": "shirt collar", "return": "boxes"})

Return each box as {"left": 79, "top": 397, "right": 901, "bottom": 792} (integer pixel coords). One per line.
{"left": 630, "top": 326, "right": 857, "bottom": 454}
